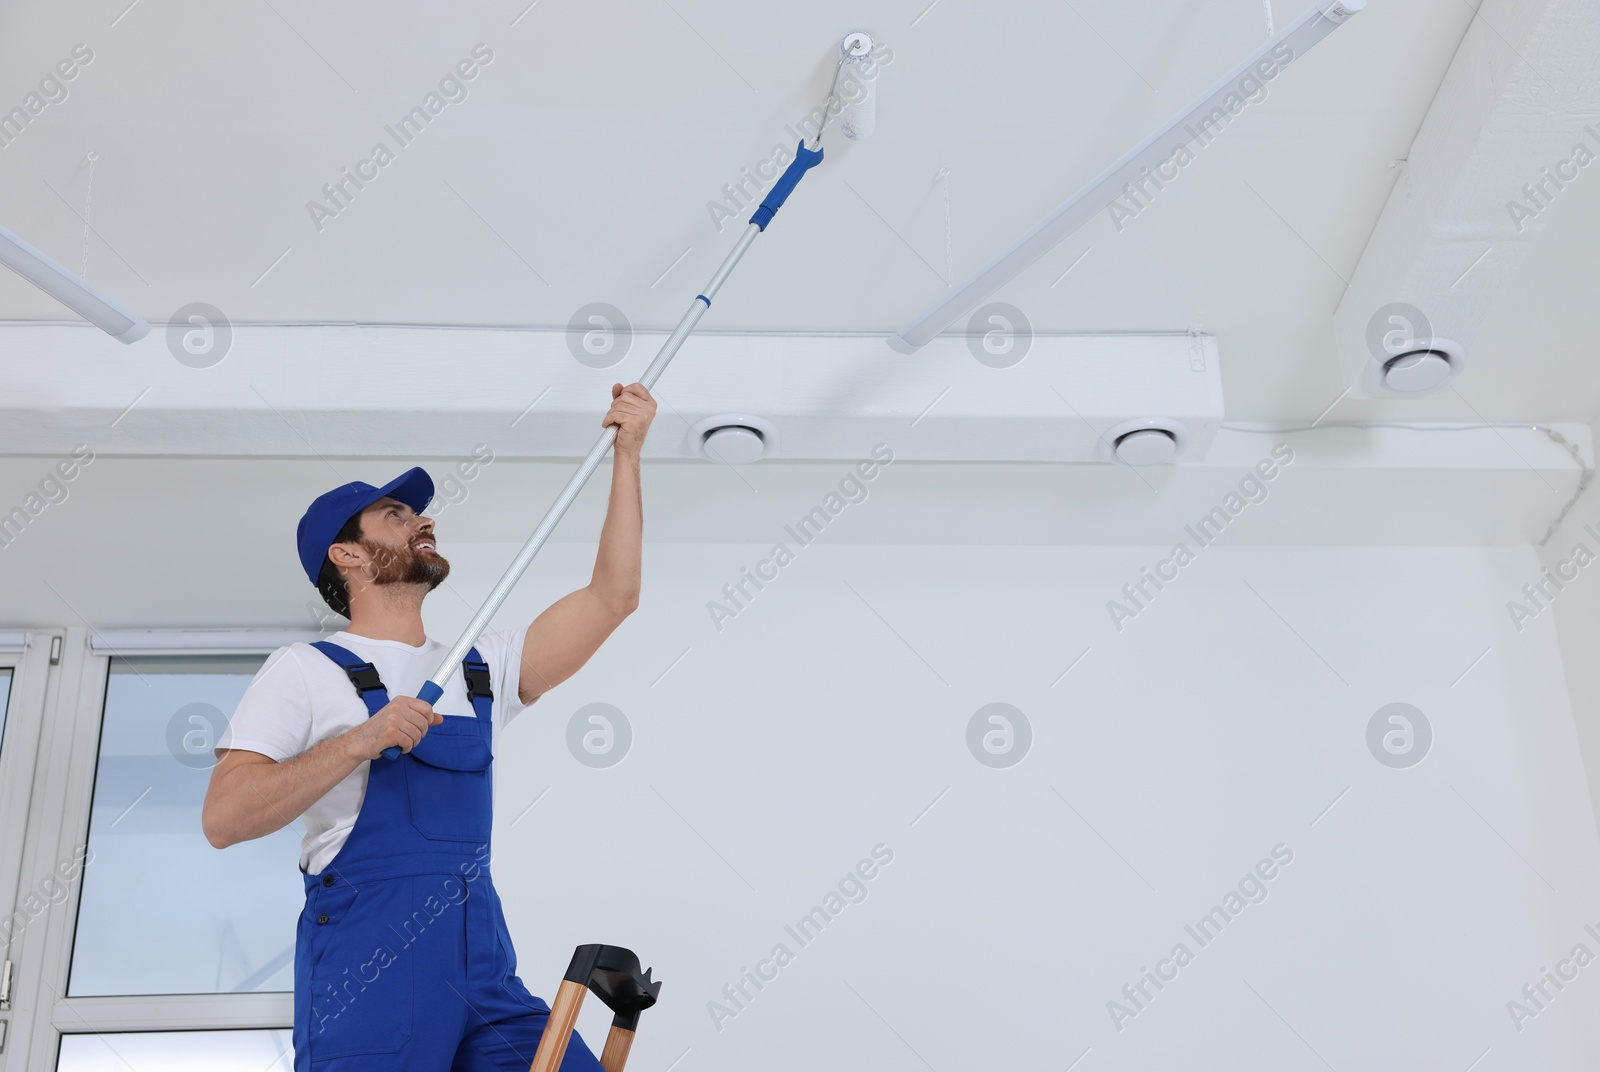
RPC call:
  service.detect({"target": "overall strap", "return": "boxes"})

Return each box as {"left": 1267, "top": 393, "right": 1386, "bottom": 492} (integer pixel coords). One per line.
{"left": 463, "top": 647, "right": 493, "bottom": 723}
{"left": 311, "top": 640, "right": 391, "bottom": 718}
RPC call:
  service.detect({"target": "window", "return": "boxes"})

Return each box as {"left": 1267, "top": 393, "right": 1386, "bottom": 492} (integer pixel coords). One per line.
{"left": 69, "top": 657, "right": 302, "bottom": 996}
{"left": 57, "top": 1029, "right": 293, "bottom": 1071}
{"left": 0, "top": 667, "right": 11, "bottom": 761}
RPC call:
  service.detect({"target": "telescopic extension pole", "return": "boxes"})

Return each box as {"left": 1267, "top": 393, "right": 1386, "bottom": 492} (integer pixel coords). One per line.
{"left": 383, "top": 142, "right": 826, "bottom": 758}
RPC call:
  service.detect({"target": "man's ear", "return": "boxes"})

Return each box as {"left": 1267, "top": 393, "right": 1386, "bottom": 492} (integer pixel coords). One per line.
{"left": 327, "top": 542, "right": 364, "bottom": 570}
{"left": 327, "top": 542, "right": 371, "bottom": 586}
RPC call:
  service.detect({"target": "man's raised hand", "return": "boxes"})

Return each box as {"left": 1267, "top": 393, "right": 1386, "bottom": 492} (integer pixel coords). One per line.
{"left": 603, "top": 382, "right": 658, "bottom": 456}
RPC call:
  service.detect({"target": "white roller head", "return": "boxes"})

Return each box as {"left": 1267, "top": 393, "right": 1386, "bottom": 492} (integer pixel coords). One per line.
{"left": 836, "top": 32, "right": 877, "bottom": 141}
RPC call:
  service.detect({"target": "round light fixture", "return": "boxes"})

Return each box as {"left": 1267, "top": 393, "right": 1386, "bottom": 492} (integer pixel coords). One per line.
{"left": 1367, "top": 338, "right": 1467, "bottom": 395}
{"left": 1114, "top": 429, "right": 1178, "bottom": 466}
{"left": 689, "top": 413, "right": 779, "bottom": 464}
{"left": 1101, "top": 418, "right": 1191, "bottom": 466}
{"left": 1383, "top": 350, "right": 1452, "bottom": 391}
{"left": 702, "top": 425, "right": 765, "bottom": 465}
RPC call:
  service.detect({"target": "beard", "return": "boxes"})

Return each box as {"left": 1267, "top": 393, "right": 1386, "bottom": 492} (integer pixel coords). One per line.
{"left": 360, "top": 536, "right": 450, "bottom": 590}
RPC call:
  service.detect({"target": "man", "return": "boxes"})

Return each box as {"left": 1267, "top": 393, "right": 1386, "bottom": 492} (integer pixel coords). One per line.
{"left": 202, "top": 382, "right": 657, "bottom": 1071}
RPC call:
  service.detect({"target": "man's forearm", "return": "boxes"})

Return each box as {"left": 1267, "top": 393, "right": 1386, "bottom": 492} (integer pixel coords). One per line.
{"left": 591, "top": 448, "right": 642, "bottom": 610}
{"left": 205, "top": 735, "right": 363, "bottom": 848}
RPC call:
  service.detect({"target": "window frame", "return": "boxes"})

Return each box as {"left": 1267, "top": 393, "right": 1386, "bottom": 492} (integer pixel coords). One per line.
{"left": 5, "top": 630, "right": 299, "bottom": 1072}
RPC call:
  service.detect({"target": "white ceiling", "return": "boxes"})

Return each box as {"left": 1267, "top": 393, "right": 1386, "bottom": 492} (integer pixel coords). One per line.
{"left": 11, "top": 0, "right": 1597, "bottom": 424}
{"left": 5, "top": 0, "right": 1600, "bottom": 634}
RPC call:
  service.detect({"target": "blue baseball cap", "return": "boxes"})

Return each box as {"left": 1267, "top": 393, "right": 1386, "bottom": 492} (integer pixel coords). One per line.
{"left": 296, "top": 467, "right": 435, "bottom": 586}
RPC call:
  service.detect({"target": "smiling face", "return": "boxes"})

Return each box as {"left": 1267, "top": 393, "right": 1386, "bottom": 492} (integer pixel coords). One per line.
{"left": 339, "top": 496, "right": 451, "bottom": 593}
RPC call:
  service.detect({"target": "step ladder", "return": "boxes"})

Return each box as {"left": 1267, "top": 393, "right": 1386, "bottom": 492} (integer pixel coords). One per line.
{"left": 529, "top": 944, "right": 662, "bottom": 1072}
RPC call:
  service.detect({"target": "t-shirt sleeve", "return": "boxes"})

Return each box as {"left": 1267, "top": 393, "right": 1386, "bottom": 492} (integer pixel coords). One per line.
{"left": 217, "top": 645, "right": 314, "bottom": 762}
{"left": 480, "top": 623, "right": 532, "bottom": 727}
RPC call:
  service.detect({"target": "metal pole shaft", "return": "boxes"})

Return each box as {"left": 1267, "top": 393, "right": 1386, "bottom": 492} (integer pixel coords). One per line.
{"left": 422, "top": 223, "right": 764, "bottom": 692}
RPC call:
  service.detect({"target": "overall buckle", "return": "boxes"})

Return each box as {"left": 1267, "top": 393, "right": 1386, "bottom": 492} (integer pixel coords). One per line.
{"left": 462, "top": 660, "right": 493, "bottom": 699}
{"left": 343, "top": 662, "right": 385, "bottom": 693}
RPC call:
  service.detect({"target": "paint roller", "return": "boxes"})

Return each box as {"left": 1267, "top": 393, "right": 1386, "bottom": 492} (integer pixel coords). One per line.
{"left": 378, "top": 33, "right": 881, "bottom": 759}
{"left": 833, "top": 32, "right": 878, "bottom": 141}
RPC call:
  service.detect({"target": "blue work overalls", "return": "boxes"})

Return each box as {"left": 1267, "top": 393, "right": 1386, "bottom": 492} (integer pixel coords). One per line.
{"left": 292, "top": 641, "right": 602, "bottom": 1072}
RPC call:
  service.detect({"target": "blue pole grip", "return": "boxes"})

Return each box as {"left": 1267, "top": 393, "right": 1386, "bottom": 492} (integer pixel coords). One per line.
{"left": 379, "top": 678, "right": 445, "bottom": 761}
{"left": 749, "top": 141, "right": 825, "bottom": 231}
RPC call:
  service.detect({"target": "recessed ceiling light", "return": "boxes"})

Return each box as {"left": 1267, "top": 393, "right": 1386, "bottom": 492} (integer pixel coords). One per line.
{"left": 702, "top": 425, "right": 765, "bottom": 464}
{"left": 1102, "top": 418, "right": 1190, "bottom": 466}
{"left": 1384, "top": 350, "right": 1452, "bottom": 391}
{"left": 1367, "top": 338, "right": 1466, "bottom": 395}
{"left": 690, "top": 413, "right": 779, "bottom": 464}
{"left": 1114, "top": 429, "right": 1178, "bottom": 466}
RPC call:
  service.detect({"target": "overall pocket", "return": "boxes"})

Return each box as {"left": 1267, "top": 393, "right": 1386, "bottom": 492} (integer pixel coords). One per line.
{"left": 303, "top": 880, "right": 413, "bottom": 1059}
{"left": 402, "top": 718, "right": 493, "bottom": 843}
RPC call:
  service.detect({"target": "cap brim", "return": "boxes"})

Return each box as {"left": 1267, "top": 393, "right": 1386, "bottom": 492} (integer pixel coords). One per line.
{"left": 372, "top": 466, "right": 434, "bottom": 515}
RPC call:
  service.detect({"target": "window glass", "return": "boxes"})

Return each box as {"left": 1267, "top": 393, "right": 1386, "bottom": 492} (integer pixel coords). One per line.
{"left": 57, "top": 1028, "right": 293, "bottom": 1071}
{"left": 69, "top": 657, "right": 302, "bottom": 995}
{"left": 0, "top": 667, "right": 11, "bottom": 762}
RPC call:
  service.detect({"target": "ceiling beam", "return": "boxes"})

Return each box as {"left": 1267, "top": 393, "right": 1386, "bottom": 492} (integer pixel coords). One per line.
{"left": 0, "top": 325, "right": 1224, "bottom": 464}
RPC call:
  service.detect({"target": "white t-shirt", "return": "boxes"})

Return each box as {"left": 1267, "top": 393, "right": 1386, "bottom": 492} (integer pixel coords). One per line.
{"left": 218, "top": 627, "right": 530, "bottom": 875}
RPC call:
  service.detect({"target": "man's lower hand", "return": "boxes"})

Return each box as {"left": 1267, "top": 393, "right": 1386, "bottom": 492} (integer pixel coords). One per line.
{"left": 345, "top": 697, "right": 442, "bottom": 760}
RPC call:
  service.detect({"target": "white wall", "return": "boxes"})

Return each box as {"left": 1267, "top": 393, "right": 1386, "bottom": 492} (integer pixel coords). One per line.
{"left": 1540, "top": 418, "right": 1600, "bottom": 854}
{"left": 6, "top": 442, "right": 1598, "bottom": 1066}
{"left": 453, "top": 540, "right": 1600, "bottom": 1071}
